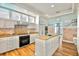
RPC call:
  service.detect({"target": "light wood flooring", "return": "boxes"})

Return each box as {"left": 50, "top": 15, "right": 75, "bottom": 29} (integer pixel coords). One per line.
{"left": 0, "top": 42, "right": 78, "bottom": 56}
{"left": 0, "top": 43, "right": 35, "bottom": 56}
{"left": 53, "top": 42, "right": 78, "bottom": 56}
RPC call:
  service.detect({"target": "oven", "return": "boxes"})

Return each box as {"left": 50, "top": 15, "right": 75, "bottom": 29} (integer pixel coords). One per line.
{"left": 19, "top": 35, "right": 30, "bottom": 47}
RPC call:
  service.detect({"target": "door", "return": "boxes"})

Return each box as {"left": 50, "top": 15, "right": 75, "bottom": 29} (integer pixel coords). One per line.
{"left": 7, "top": 36, "right": 19, "bottom": 51}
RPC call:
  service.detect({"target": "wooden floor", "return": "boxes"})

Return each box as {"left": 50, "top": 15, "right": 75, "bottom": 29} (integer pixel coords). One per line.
{"left": 53, "top": 42, "right": 78, "bottom": 56}
{"left": 0, "top": 42, "right": 78, "bottom": 56}
{"left": 0, "top": 43, "right": 35, "bottom": 56}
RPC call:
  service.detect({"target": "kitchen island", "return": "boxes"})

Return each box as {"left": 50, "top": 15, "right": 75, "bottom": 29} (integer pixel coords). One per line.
{"left": 35, "top": 34, "right": 62, "bottom": 56}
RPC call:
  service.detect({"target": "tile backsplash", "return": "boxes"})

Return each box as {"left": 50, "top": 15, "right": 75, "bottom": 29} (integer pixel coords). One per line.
{"left": 0, "top": 28, "right": 14, "bottom": 35}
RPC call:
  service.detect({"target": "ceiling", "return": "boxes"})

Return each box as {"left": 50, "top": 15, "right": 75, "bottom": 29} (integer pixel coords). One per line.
{"left": 14, "top": 3, "right": 74, "bottom": 18}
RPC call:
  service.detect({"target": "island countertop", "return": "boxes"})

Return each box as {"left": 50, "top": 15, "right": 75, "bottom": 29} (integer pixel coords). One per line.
{"left": 38, "top": 34, "right": 62, "bottom": 40}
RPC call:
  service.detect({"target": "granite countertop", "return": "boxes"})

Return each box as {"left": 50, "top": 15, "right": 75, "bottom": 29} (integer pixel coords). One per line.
{"left": 39, "top": 34, "right": 62, "bottom": 40}
{"left": 0, "top": 32, "right": 38, "bottom": 38}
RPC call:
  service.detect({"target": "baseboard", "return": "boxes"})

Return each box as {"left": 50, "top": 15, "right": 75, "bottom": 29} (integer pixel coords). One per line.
{"left": 63, "top": 40, "right": 74, "bottom": 44}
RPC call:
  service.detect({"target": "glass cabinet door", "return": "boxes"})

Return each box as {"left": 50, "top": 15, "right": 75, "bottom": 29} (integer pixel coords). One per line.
{"left": 20, "top": 14, "right": 28, "bottom": 22}
{"left": 29, "top": 16, "right": 35, "bottom": 23}
{"left": 11, "top": 11, "right": 21, "bottom": 21}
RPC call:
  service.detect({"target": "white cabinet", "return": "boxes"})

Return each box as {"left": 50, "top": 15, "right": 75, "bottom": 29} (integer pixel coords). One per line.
{"left": 4, "top": 20, "right": 16, "bottom": 28}
{"left": 35, "top": 36, "right": 60, "bottom": 56}
{"left": 7, "top": 36, "right": 19, "bottom": 51}
{"left": 30, "top": 34, "right": 37, "bottom": 44}
{"left": 11, "top": 11, "right": 20, "bottom": 21}
{"left": 0, "top": 20, "right": 5, "bottom": 28}
{"left": 0, "top": 36, "right": 19, "bottom": 53}
{"left": 0, "top": 19, "right": 17, "bottom": 28}
{"left": 20, "top": 14, "right": 28, "bottom": 22}
{"left": 0, "top": 38, "right": 8, "bottom": 53}
{"left": 29, "top": 16, "right": 35, "bottom": 23}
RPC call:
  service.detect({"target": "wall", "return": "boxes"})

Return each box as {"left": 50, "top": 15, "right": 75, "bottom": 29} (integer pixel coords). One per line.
{"left": 48, "top": 13, "right": 77, "bottom": 43}
{"left": 0, "top": 28, "right": 14, "bottom": 35}
{"left": 48, "top": 13, "right": 77, "bottom": 27}
{"left": 77, "top": 6, "right": 79, "bottom": 54}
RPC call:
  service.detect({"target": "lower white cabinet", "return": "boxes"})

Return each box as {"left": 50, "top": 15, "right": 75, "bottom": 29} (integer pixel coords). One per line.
{"left": 0, "top": 39, "right": 8, "bottom": 53}
{"left": 30, "top": 34, "right": 37, "bottom": 44}
{"left": 35, "top": 35, "right": 60, "bottom": 56}
{"left": 7, "top": 36, "right": 19, "bottom": 51}
{"left": 0, "top": 36, "right": 19, "bottom": 53}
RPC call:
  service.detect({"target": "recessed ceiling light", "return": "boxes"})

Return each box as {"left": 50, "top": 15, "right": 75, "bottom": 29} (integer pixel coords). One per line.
{"left": 51, "top": 5, "right": 55, "bottom": 7}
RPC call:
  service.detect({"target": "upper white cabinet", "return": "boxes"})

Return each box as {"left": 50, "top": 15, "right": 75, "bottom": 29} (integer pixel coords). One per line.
{"left": 11, "top": 11, "right": 21, "bottom": 21}
{"left": 29, "top": 16, "right": 35, "bottom": 23}
{"left": 20, "top": 14, "right": 28, "bottom": 22}
{"left": 0, "top": 5, "right": 37, "bottom": 28}
{"left": 0, "top": 20, "right": 5, "bottom": 28}
{"left": 0, "top": 19, "right": 17, "bottom": 28}
{"left": 4, "top": 20, "right": 17, "bottom": 28}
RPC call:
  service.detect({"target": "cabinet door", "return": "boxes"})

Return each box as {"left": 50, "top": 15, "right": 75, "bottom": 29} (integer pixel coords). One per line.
{"left": 30, "top": 34, "right": 37, "bottom": 44}
{"left": 7, "top": 37, "right": 15, "bottom": 51}
{"left": 30, "top": 35, "right": 34, "bottom": 44}
{"left": 7, "top": 36, "right": 19, "bottom": 51}
{"left": 0, "top": 20, "right": 4, "bottom": 28}
{"left": 0, "top": 38, "right": 8, "bottom": 53}
{"left": 11, "top": 11, "right": 20, "bottom": 21}
{"left": 4, "top": 20, "right": 16, "bottom": 28}
{"left": 13, "top": 36, "right": 19, "bottom": 48}
{"left": 0, "top": 36, "right": 19, "bottom": 53}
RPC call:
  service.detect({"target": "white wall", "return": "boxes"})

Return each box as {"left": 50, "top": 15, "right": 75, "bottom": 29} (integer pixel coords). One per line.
{"left": 77, "top": 6, "right": 79, "bottom": 54}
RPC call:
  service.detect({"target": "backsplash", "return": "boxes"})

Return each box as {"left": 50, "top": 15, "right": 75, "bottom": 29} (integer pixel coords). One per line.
{"left": 0, "top": 28, "right": 14, "bottom": 35}
{"left": 15, "top": 25, "right": 37, "bottom": 35}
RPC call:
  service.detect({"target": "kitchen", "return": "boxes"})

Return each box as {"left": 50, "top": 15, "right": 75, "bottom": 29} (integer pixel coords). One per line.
{"left": 0, "top": 3, "right": 78, "bottom": 56}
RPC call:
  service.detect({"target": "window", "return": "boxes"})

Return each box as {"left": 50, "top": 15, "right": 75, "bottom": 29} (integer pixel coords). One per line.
{"left": 29, "top": 16, "right": 35, "bottom": 23}
{"left": 0, "top": 8, "right": 9, "bottom": 19}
